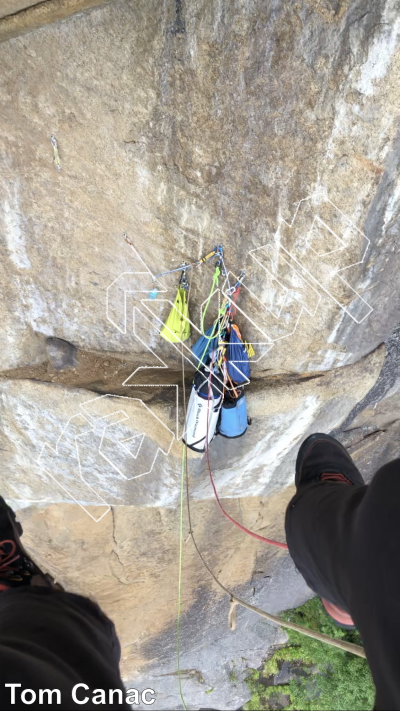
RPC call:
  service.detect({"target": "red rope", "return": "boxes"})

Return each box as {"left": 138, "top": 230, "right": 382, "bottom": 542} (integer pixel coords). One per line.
{"left": 205, "top": 376, "right": 289, "bottom": 551}
{"left": 228, "top": 285, "right": 241, "bottom": 318}
{"left": 0, "top": 540, "right": 20, "bottom": 573}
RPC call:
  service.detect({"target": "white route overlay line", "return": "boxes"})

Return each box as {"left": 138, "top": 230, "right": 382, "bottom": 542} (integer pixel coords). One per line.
{"left": 36, "top": 192, "right": 373, "bottom": 521}
{"left": 80, "top": 394, "right": 175, "bottom": 478}
{"left": 278, "top": 195, "right": 373, "bottom": 324}
{"left": 122, "top": 384, "right": 179, "bottom": 441}
{"left": 307, "top": 217, "right": 345, "bottom": 257}
{"left": 37, "top": 413, "right": 111, "bottom": 523}
{"left": 221, "top": 264, "right": 321, "bottom": 361}
{"left": 106, "top": 243, "right": 167, "bottom": 335}
{"left": 106, "top": 272, "right": 167, "bottom": 335}
{"left": 37, "top": 394, "right": 175, "bottom": 522}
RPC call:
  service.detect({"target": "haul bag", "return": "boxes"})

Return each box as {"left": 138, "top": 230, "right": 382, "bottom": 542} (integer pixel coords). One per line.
{"left": 218, "top": 392, "right": 248, "bottom": 438}
{"left": 226, "top": 326, "right": 250, "bottom": 384}
{"left": 160, "top": 287, "right": 191, "bottom": 343}
{"left": 193, "top": 366, "right": 223, "bottom": 399}
{"left": 183, "top": 387, "right": 222, "bottom": 452}
{"left": 191, "top": 324, "right": 219, "bottom": 366}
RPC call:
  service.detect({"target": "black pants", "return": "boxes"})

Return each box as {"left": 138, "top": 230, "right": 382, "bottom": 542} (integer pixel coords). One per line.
{"left": 285, "top": 459, "right": 400, "bottom": 711}
{"left": 2, "top": 463, "right": 399, "bottom": 709}
{"left": 0, "top": 588, "right": 129, "bottom": 710}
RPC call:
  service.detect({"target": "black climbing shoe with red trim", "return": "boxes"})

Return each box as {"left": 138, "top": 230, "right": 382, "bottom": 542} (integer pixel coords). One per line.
{"left": 295, "top": 433, "right": 364, "bottom": 490}
{"left": 0, "top": 496, "right": 61, "bottom": 592}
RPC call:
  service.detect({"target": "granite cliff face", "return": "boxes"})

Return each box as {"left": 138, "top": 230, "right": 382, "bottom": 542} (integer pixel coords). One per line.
{"left": 1, "top": 0, "right": 399, "bottom": 707}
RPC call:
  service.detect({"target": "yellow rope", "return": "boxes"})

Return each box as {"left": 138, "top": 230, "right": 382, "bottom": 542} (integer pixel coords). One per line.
{"left": 176, "top": 444, "right": 187, "bottom": 710}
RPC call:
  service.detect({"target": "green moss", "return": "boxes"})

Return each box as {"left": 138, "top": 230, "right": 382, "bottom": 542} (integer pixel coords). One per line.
{"left": 244, "top": 598, "right": 375, "bottom": 711}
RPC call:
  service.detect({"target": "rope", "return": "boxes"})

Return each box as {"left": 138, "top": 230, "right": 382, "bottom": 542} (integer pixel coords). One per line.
{"left": 196, "top": 318, "right": 221, "bottom": 370}
{"left": 174, "top": 276, "right": 364, "bottom": 711}
{"left": 176, "top": 446, "right": 187, "bottom": 711}
{"left": 0, "top": 540, "right": 20, "bottom": 573}
{"left": 201, "top": 265, "right": 220, "bottom": 334}
{"left": 175, "top": 276, "right": 194, "bottom": 711}
{"left": 196, "top": 276, "right": 241, "bottom": 371}
{"left": 220, "top": 254, "right": 232, "bottom": 293}
{"left": 205, "top": 441, "right": 289, "bottom": 550}
{"left": 195, "top": 266, "right": 228, "bottom": 370}
{"left": 204, "top": 370, "right": 288, "bottom": 549}
{"left": 177, "top": 336, "right": 365, "bottom": 665}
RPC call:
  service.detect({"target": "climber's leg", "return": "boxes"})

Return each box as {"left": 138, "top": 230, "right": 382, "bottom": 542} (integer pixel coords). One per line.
{"left": 0, "top": 496, "right": 129, "bottom": 710}
{"left": 285, "top": 433, "right": 365, "bottom": 615}
{"left": 285, "top": 435, "right": 400, "bottom": 709}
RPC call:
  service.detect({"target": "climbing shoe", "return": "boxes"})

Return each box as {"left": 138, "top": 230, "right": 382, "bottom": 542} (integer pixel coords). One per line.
{"left": 295, "top": 434, "right": 362, "bottom": 629}
{"left": 295, "top": 433, "right": 364, "bottom": 490}
{"left": 0, "top": 496, "right": 62, "bottom": 592}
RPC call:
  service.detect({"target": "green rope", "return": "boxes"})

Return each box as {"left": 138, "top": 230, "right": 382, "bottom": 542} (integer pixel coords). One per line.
{"left": 176, "top": 446, "right": 187, "bottom": 710}
{"left": 201, "top": 265, "right": 220, "bottom": 335}
{"left": 195, "top": 266, "right": 221, "bottom": 371}
{"left": 195, "top": 264, "right": 235, "bottom": 370}
{"left": 196, "top": 316, "right": 220, "bottom": 371}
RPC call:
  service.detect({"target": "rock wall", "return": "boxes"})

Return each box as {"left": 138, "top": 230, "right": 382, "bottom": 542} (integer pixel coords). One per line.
{"left": 336, "top": 325, "right": 400, "bottom": 480}
{"left": 0, "top": 0, "right": 114, "bottom": 42}
{"left": 1, "top": 0, "right": 400, "bottom": 375}
{"left": 0, "top": 1, "right": 40, "bottom": 20}
{"left": 1, "top": 0, "right": 400, "bottom": 708}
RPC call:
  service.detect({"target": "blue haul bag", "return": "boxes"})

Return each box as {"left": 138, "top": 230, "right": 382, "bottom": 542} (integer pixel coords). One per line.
{"left": 218, "top": 389, "right": 249, "bottom": 438}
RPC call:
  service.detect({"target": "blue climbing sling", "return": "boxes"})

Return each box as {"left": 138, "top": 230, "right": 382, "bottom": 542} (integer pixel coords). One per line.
{"left": 226, "top": 324, "right": 250, "bottom": 384}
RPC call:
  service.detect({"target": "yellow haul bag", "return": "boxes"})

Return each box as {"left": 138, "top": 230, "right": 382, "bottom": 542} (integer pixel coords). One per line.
{"left": 160, "top": 287, "right": 191, "bottom": 343}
